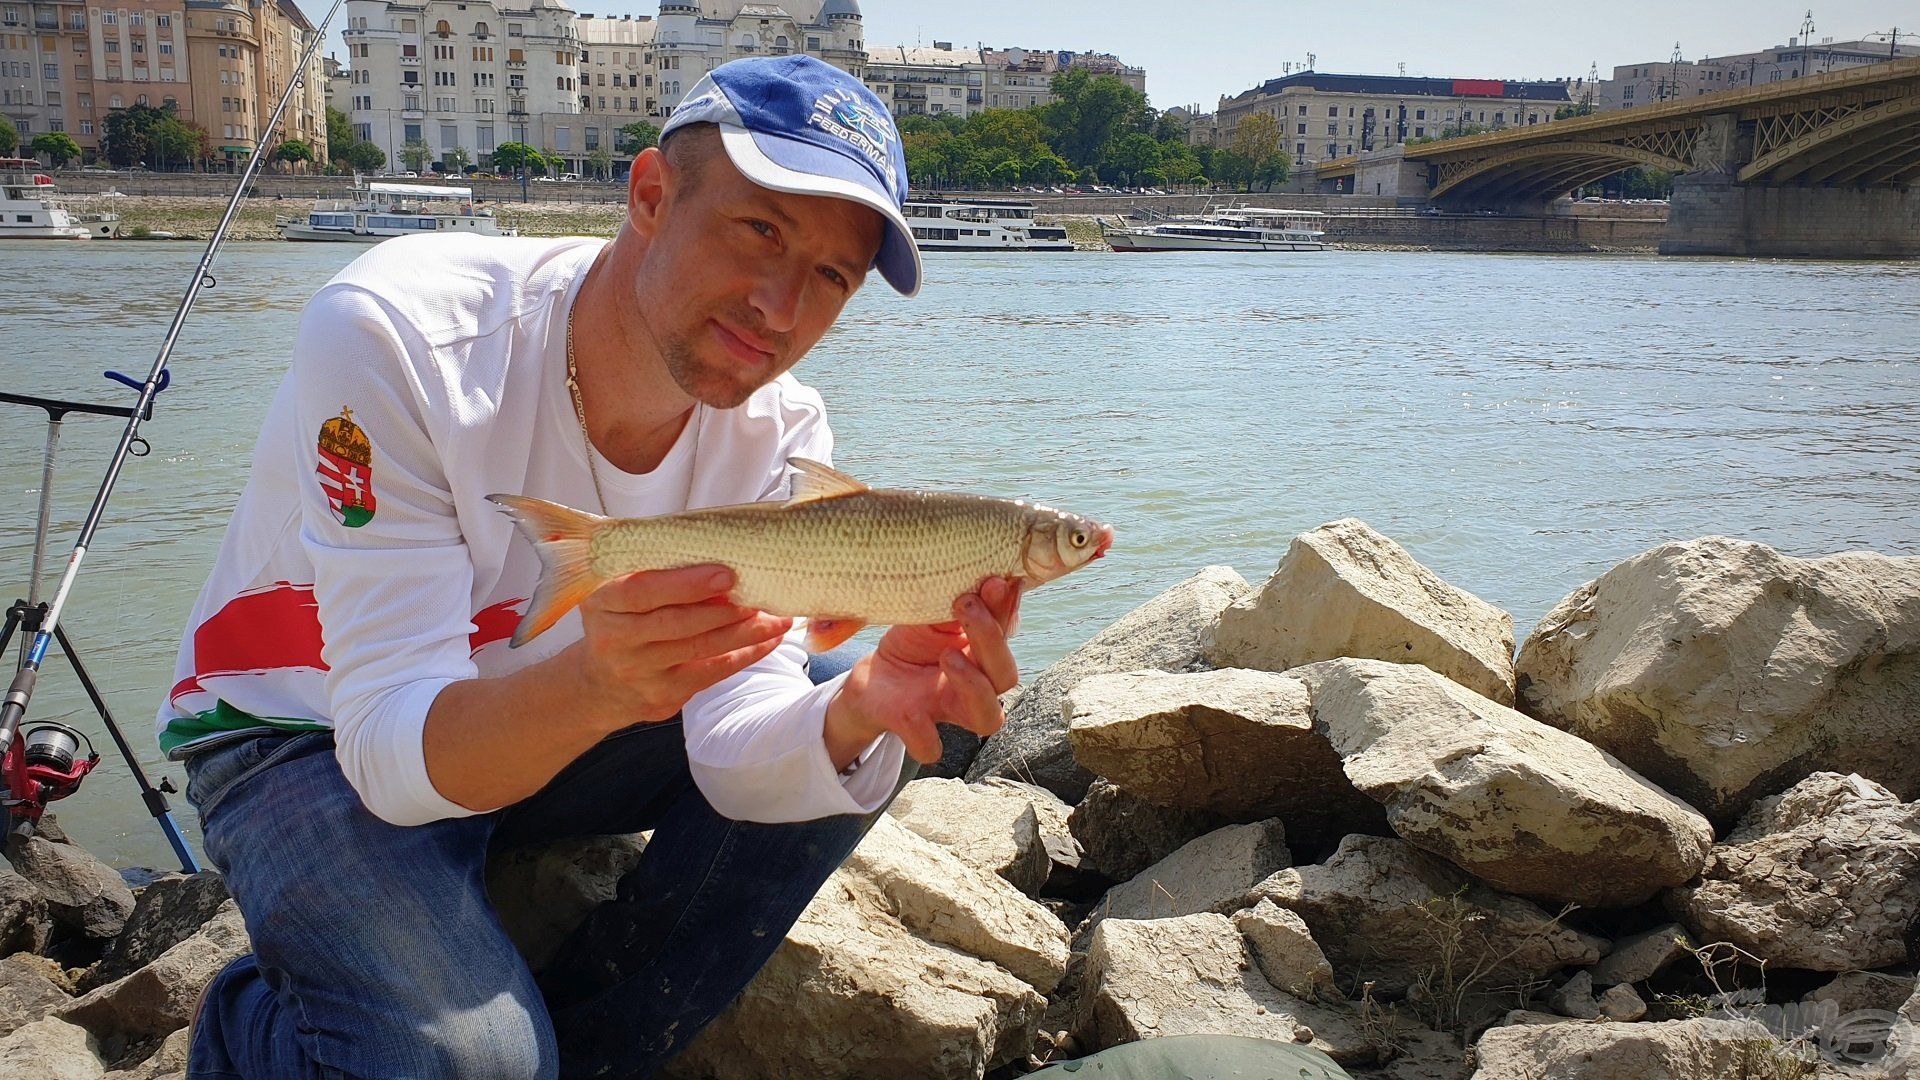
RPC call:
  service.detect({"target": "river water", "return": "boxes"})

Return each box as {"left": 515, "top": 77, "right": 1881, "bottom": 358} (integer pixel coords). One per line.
{"left": 2, "top": 241, "right": 1917, "bottom": 869}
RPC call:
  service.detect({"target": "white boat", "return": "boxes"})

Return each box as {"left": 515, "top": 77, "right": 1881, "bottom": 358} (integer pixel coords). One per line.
{"left": 1103, "top": 206, "right": 1326, "bottom": 252}
{"left": 0, "top": 159, "right": 121, "bottom": 240}
{"left": 903, "top": 197, "right": 1074, "bottom": 251}
{"left": 281, "top": 179, "right": 516, "bottom": 242}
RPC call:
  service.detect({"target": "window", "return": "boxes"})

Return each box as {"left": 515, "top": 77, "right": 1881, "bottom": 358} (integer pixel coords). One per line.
{"left": 402, "top": 18, "right": 416, "bottom": 32}
{"left": 441, "top": 123, "right": 457, "bottom": 146}
{"left": 554, "top": 127, "right": 570, "bottom": 150}
{"left": 477, "top": 98, "right": 493, "bottom": 112}
{"left": 597, "top": 95, "right": 605, "bottom": 109}
{"left": 101, "top": 11, "right": 115, "bottom": 24}
{"left": 807, "top": 36, "right": 819, "bottom": 50}
{"left": 585, "top": 128, "right": 598, "bottom": 149}
{"left": 402, "top": 44, "right": 416, "bottom": 56}
{"left": 42, "top": 62, "right": 54, "bottom": 79}
{"left": 159, "top": 42, "right": 171, "bottom": 55}
{"left": 436, "top": 20, "right": 450, "bottom": 36}
{"left": 104, "top": 39, "right": 117, "bottom": 53}
{"left": 1297, "top": 104, "right": 1306, "bottom": 116}
{"left": 405, "top": 123, "right": 422, "bottom": 141}
{"left": 472, "top": 46, "right": 491, "bottom": 61}
{"left": 69, "top": 11, "right": 83, "bottom": 28}
{"left": 1297, "top": 123, "right": 1306, "bottom": 135}
{"left": 474, "top": 21, "right": 488, "bottom": 37}
{"left": 508, "top": 22, "right": 522, "bottom": 36}
{"left": 1416, "top": 108, "right": 1426, "bottom": 120}
{"left": 1326, "top": 123, "right": 1336, "bottom": 135}
{"left": 1414, "top": 126, "right": 1425, "bottom": 137}
{"left": 129, "top": 12, "right": 142, "bottom": 26}
{"left": 80, "top": 119, "right": 92, "bottom": 134}
{"left": 477, "top": 123, "right": 494, "bottom": 151}
{"left": 404, "top": 71, "right": 419, "bottom": 84}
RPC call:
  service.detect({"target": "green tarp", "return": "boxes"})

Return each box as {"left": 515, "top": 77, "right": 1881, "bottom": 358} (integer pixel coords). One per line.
{"left": 1024, "top": 1035, "right": 1355, "bottom": 1079}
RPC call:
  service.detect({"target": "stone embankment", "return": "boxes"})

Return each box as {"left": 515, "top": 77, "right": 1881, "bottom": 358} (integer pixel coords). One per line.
{"left": 4, "top": 524, "right": 1916, "bottom": 1078}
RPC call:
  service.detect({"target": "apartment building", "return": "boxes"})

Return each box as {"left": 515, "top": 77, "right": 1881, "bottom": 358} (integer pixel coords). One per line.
{"left": 863, "top": 42, "right": 980, "bottom": 119}
{"left": 648, "top": 0, "right": 865, "bottom": 115}
{"left": 982, "top": 47, "right": 1144, "bottom": 111}
{"left": 567, "top": 11, "right": 654, "bottom": 168}
{"left": 1601, "top": 37, "right": 1920, "bottom": 110}
{"left": 1217, "top": 71, "right": 1573, "bottom": 166}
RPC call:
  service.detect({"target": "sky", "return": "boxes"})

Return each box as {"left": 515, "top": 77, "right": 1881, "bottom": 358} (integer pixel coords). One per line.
{"left": 306, "top": 1, "right": 1917, "bottom": 113}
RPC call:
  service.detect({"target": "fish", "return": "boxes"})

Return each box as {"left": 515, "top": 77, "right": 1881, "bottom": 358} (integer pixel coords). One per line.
{"left": 488, "top": 457, "right": 1114, "bottom": 651}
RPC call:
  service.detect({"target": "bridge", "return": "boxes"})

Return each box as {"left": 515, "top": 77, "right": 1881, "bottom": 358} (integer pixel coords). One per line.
{"left": 1311, "top": 57, "right": 1920, "bottom": 257}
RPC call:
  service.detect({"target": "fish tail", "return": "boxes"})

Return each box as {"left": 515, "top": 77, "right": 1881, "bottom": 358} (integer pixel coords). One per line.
{"left": 488, "top": 494, "right": 609, "bottom": 647}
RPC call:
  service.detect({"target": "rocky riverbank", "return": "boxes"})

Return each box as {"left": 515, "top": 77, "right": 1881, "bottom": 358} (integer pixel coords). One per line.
{"left": 4, "top": 523, "right": 1916, "bottom": 1078}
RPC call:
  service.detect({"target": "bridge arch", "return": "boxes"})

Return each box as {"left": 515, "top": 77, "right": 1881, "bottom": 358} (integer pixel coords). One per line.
{"left": 1739, "top": 93, "right": 1920, "bottom": 183}
{"left": 1430, "top": 141, "right": 1693, "bottom": 202}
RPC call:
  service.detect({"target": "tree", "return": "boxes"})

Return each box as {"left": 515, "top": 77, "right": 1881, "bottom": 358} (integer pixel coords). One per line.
{"left": 586, "top": 146, "right": 613, "bottom": 180}
{"left": 275, "top": 138, "right": 314, "bottom": 172}
{"left": 616, "top": 120, "right": 659, "bottom": 155}
{"left": 1100, "top": 131, "right": 1162, "bottom": 186}
{"left": 102, "top": 103, "right": 173, "bottom": 167}
{"left": 343, "top": 139, "right": 386, "bottom": 173}
{"left": 989, "top": 157, "right": 1022, "bottom": 188}
{"left": 491, "top": 141, "right": 545, "bottom": 176}
{"left": 401, "top": 138, "right": 431, "bottom": 173}
{"left": 444, "top": 146, "right": 471, "bottom": 174}
{"left": 1023, "top": 150, "right": 1068, "bottom": 186}
{"left": 1039, "top": 68, "right": 1152, "bottom": 169}
{"left": 32, "top": 131, "right": 79, "bottom": 167}
{"left": 0, "top": 116, "right": 17, "bottom": 156}
{"left": 1555, "top": 102, "right": 1597, "bottom": 120}
{"left": 326, "top": 105, "right": 355, "bottom": 163}
{"left": 148, "top": 115, "right": 206, "bottom": 171}
{"left": 1230, "top": 113, "right": 1288, "bottom": 191}
{"left": 543, "top": 151, "right": 567, "bottom": 176}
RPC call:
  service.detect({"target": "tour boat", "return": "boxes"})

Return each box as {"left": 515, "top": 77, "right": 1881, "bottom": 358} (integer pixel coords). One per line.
{"left": 0, "top": 160, "right": 121, "bottom": 240}
{"left": 903, "top": 197, "right": 1074, "bottom": 251}
{"left": 281, "top": 179, "right": 516, "bottom": 242}
{"left": 1103, "top": 207, "right": 1326, "bottom": 252}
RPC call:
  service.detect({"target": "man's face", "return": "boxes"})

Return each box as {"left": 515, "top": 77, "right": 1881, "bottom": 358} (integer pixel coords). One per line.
{"left": 635, "top": 140, "right": 887, "bottom": 409}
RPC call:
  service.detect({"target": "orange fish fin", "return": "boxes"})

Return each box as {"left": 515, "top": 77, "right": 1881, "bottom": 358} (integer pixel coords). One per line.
{"left": 487, "top": 494, "right": 609, "bottom": 647}
{"left": 804, "top": 617, "right": 869, "bottom": 654}
{"left": 786, "top": 458, "right": 869, "bottom": 504}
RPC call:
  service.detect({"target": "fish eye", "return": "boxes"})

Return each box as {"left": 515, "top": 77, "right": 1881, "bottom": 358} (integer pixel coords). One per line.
{"left": 1070, "top": 530, "right": 1088, "bottom": 548}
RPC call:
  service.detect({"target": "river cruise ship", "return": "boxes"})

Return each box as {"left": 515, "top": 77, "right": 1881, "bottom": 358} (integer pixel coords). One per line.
{"left": 281, "top": 180, "right": 515, "bottom": 242}
{"left": 0, "top": 160, "right": 121, "bottom": 240}
{"left": 904, "top": 197, "right": 1074, "bottom": 251}
{"left": 1103, "top": 207, "right": 1326, "bottom": 253}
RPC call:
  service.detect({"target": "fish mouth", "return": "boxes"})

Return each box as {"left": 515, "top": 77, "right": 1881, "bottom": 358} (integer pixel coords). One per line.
{"left": 1092, "top": 525, "right": 1115, "bottom": 559}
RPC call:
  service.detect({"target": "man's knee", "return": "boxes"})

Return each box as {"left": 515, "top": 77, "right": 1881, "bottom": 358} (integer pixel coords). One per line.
{"left": 403, "top": 993, "right": 558, "bottom": 1080}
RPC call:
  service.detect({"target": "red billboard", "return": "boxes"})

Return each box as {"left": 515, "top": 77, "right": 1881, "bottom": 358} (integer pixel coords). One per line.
{"left": 1452, "top": 79, "right": 1507, "bottom": 98}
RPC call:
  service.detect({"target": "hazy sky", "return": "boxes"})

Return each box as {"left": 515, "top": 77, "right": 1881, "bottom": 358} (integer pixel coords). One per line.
{"left": 309, "top": 1, "right": 1916, "bottom": 112}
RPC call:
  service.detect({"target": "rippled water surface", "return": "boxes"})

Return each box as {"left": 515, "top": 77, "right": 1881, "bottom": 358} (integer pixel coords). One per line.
{"left": 2, "top": 241, "right": 1917, "bottom": 867}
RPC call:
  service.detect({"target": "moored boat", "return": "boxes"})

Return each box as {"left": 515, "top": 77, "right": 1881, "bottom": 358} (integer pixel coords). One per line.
{"left": 1102, "top": 206, "right": 1326, "bottom": 252}
{"left": 904, "top": 197, "right": 1074, "bottom": 251}
{"left": 0, "top": 160, "right": 121, "bottom": 240}
{"left": 280, "top": 179, "right": 516, "bottom": 242}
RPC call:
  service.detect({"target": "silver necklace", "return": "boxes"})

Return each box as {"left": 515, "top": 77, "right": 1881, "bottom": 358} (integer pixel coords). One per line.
{"left": 564, "top": 303, "right": 699, "bottom": 515}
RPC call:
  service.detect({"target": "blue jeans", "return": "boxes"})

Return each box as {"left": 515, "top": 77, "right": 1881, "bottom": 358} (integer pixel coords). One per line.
{"left": 186, "top": 648, "right": 898, "bottom": 1080}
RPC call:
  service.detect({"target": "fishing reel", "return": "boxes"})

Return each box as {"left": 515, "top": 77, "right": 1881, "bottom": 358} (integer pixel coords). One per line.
{"left": 0, "top": 720, "right": 100, "bottom": 829}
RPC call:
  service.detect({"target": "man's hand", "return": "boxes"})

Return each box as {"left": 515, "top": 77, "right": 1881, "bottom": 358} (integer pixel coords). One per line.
{"left": 824, "top": 577, "right": 1023, "bottom": 767}
{"left": 571, "top": 564, "right": 794, "bottom": 731}
{"left": 425, "top": 563, "right": 791, "bottom": 813}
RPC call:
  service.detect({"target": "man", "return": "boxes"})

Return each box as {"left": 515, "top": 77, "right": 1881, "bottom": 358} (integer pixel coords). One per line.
{"left": 163, "top": 56, "right": 1019, "bottom": 1079}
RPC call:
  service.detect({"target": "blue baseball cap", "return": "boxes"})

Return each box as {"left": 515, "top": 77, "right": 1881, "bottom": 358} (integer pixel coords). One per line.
{"left": 661, "top": 55, "right": 922, "bottom": 297}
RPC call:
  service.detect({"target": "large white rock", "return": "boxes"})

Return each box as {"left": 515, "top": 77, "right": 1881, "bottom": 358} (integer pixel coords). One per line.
{"left": 60, "top": 901, "right": 250, "bottom": 1044}
{"left": 0, "top": 1016, "right": 105, "bottom": 1080}
{"left": 666, "top": 817, "right": 1067, "bottom": 1080}
{"left": 1249, "top": 836, "right": 1605, "bottom": 997}
{"left": 1293, "top": 658, "right": 1714, "bottom": 908}
{"left": 887, "top": 778, "right": 1050, "bottom": 896}
{"left": 1470, "top": 1016, "right": 1811, "bottom": 1079}
{"left": 1093, "top": 820, "right": 1290, "bottom": 926}
{"left": 1233, "top": 899, "right": 1336, "bottom": 1000}
{"left": 968, "top": 566, "right": 1250, "bottom": 800}
{"left": 1065, "top": 669, "right": 1383, "bottom": 845}
{"left": 0, "top": 952, "right": 70, "bottom": 1039}
{"left": 1668, "top": 772, "right": 1920, "bottom": 971}
{"left": 1515, "top": 537, "right": 1920, "bottom": 824}
{"left": 1204, "top": 519, "right": 1517, "bottom": 705}
{"left": 1073, "top": 912, "right": 1389, "bottom": 1067}
{"left": 1587, "top": 923, "right": 1692, "bottom": 987}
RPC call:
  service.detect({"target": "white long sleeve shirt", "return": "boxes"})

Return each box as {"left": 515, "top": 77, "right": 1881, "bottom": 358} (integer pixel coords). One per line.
{"left": 158, "top": 233, "right": 903, "bottom": 826}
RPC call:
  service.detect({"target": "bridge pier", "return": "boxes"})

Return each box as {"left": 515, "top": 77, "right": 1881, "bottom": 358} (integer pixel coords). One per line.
{"left": 1662, "top": 174, "right": 1920, "bottom": 258}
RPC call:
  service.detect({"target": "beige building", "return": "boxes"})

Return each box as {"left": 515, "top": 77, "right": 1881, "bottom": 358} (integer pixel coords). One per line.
{"left": 648, "top": 0, "right": 866, "bottom": 114}
{"left": 982, "top": 47, "right": 1144, "bottom": 111}
{"left": 862, "top": 42, "right": 979, "bottom": 119}
{"left": 1601, "top": 38, "right": 1920, "bottom": 110}
{"left": 568, "top": 11, "right": 655, "bottom": 172}
{"left": 1217, "top": 71, "right": 1573, "bottom": 167}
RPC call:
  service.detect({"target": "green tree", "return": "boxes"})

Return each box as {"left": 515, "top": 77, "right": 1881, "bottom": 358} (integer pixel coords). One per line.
{"left": 1100, "top": 131, "right": 1162, "bottom": 186}
{"left": 443, "top": 146, "right": 471, "bottom": 174}
{"left": 1227, "top": 113, "right": 1290, "bottom": 191}
{"left": 148, "top": 115, "right": 206, "bottom": 171}
{"left": 326, "top": 105, "right": 355, "bottom": 163}
{"left": 401, "top": 138, "right": 431, "bottom": 173}
{"left": 32, "top": 131, "right": 79, "bottom": 167}
{"left": 274, "top": 138, "right": 314, "bottom": 172}
{"left": 616, "top": 119, "right": 659, "bottom": 155}
{"left": 989, "top": 157, "right": 1022, "bottom": 188}
{"left": 1023, "top": 150, "right": 1068, "bottom": 186}
{"left": 490, "top": 141, "right": 544, "bottom": 176}
{"left": 1554, "top": 102, "right": 1597, "bottom": 120}
{"left": 586, "top": 145, "right": 613, "bottom": 180}
{"left": 102, "top": 103, "right": 174, "bottom": 167}
{"left": 1039, "top": 68, "right": 1152, "bottom": 169}
{"left": 543, "top": 151, "right": 566, "bottom": 176}
{"left": 1410, "top": 123, "right": 1491, "bottom": 146}
{"left": 0, "top": 115, "right": 16, "bottom": 156}
{"left": 343, "top": 139, "right": 387, "bottom": 173}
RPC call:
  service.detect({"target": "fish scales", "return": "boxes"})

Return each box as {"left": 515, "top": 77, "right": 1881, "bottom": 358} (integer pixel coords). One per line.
{"left": 587, "top": 490, "right": 1032, "bottom": 624}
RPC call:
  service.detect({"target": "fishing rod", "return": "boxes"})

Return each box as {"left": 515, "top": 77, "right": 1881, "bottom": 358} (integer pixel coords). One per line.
{"left": 0, "top": 0, "right": 345, "bottom": 869}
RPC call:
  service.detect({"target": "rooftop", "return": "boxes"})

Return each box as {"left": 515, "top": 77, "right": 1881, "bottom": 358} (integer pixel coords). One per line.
{"left": 1227, "top": 71, "right": 1574, "bottom": 104}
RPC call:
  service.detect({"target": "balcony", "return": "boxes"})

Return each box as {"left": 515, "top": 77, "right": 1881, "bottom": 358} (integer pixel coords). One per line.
{"left": 402, "top": 108, "right": 425, "bottom": 119}
{"left": 34, "top": 19, "right": 58, "bottom": 30}
{"left": 399, "top": 55, "right": 421, "bottom": 65}
{"left": 506, "top": 59, "right": 525, "bottom": 69}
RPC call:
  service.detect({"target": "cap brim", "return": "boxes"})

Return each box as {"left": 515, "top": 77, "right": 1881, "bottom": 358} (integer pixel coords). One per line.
{"left": 718, "top": 124, "right": 923, "bottom": 298}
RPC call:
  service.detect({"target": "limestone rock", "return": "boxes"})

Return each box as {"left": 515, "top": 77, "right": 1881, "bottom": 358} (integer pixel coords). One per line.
{"left": 1068, "top": 779, "right": 1231, "bottom": 883}
{"left": 1073, "top": 912, "right": 1387, "bottom": 1067}
{"left": 1548, "top": 971, "right": 1602, "bottom": 1020}
{"left": 1514, "top": 537, "right": 1920, "bottom": 824}
{"left": 4, "top": 835, "right": 136, "bottom": 940}
{"left": 887, "top": 778, "right": 1050, "bottom": 896}
{"left": 1469, "top": 1016, "right": 1807, "bottom": 1079}
{"left": 0, "top": 952, "right": 71, "bottom": 1039}
{"left": 1205, "top": 519, "right": 1516, "bottom": 705}
{"left": 1250, "top": 836, "right": 1605, "bottom": 996}
{"left": 1294, "top": 658, "right": 1713, "bottom": 908}
{"left": 100, "top": 1026, "right": 189, "bottom": 1080}
{"left": 0, "top": 1016, "right": 106, "bottom": 1080}
{"left": 1668, "top": 772, "right": 1920, "bottom": 971}
{"left": 1233, "top": 899, "right": 1336, "bottom": 1000}
{"left": 1588, "top": 923, "right": 1691, "bottom": 987}
{"left": 60, "top": 901, "right": 250, "bottom": 1043}
{"left": 487, "top": 833, "right": 647, "bottom": 972}
{"left": 0, "top": 869, "right": 53, "bottom": 958}
{"left": 666, "top": 818, "right": 1064, "bottom": 1079}
{"left": 1805, "top": 971, "right": 1916, "bottom": 1018}
{"left": 84, "top": 872, "right": 231, "bottom": 991}
{"left": 1093, "top": 820, "right": 1290, "bottom": 927}
{"left": 967, "top": 779, "right": 1093, "bottom": 899}
{"left": 1597, "top": 983, "right": 1646, "bottom": 1022}
{"left": 968, "top": 566, "right": 1250, "bottom": 800}
{"left": 1066, "top": 669, "right": 1383, "bottom": 846}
